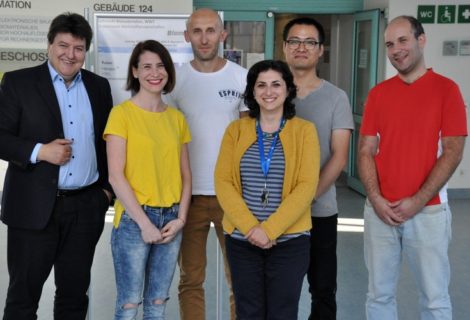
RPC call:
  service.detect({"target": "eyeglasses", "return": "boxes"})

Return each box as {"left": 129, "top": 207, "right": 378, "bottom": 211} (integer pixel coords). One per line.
{"left": 285, "top": 39, "right": 320, "bottom": 50}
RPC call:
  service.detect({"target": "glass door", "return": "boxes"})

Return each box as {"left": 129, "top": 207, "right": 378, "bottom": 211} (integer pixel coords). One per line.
{"left": 347, "top": 9, "right": 380, "bottom": 195}
{"left": 222, "top": 11, "right": 274, "bottom": 68}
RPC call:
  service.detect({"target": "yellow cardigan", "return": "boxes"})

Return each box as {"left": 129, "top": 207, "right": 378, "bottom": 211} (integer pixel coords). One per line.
{"left": 214, "top": 116, "right": 320, "bottom": 240}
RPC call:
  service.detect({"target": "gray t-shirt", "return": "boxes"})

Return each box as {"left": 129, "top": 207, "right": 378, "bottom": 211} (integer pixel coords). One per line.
{"left": 295, "top": 80, "right": 354, "bottom": 217}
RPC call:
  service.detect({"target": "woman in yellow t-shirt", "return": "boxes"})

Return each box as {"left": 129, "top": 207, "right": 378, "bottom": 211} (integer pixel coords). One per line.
{"left": 104, "top": 40, "right": 191, "bottom": 319}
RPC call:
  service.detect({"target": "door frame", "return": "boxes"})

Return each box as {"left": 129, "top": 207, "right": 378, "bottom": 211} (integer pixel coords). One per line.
{"left": 221, "top": 11, "right": 275, "bottom": 60}
{"left": 347, "top": 9, "right": 381, "bottom": 195}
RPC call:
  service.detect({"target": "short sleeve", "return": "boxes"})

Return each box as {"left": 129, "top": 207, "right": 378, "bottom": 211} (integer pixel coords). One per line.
{"left": 103, "top": 105, "right": 128, "bottom": 140}
{"left": 441, "top": 82, "right": 467, "bottom": 137}
{"left": 180, "top": 115, "right": 191, "bottom": 144}
{"left": 332, "top": 90, "right": 355, "bottom": 131}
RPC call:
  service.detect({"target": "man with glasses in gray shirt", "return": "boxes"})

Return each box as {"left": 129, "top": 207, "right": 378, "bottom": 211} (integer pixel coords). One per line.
{"left": 283, "top": 17, "right": 354, "bottom": 320}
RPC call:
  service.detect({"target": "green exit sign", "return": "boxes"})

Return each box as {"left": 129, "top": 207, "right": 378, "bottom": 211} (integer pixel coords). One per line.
{"left": 418, "top": 5, "right": 435, "bottom": 23}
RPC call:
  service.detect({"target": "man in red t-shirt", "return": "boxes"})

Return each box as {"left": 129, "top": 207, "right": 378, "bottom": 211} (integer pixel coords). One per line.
{"left": 358, "top": 15, "right": 467, "bottom": 320}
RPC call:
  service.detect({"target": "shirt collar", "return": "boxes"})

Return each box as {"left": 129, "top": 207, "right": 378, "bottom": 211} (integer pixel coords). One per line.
{"left": 47, "top": 60, "right": 82, "bottom": 86}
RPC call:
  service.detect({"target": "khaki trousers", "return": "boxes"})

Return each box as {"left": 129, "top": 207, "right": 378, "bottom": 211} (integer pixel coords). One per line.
{"left": 178, "top": 195, "right": 235, "bottom": 320}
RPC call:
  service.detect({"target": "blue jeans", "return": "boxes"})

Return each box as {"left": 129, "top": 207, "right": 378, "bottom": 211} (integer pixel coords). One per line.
{"left": 111, "top": 204, "right": 182, "bottom": 320}
{"left": 364, "top": 200, "right": 452, "bottom": 320}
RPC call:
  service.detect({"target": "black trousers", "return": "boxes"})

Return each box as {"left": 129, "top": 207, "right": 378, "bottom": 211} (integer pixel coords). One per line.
{"left": 307, "top": 214, "right": 338, "bottom": 320}
{"left": 3, "top": 186, "right": 109, "bottom": 320}
{"left": 225, "top": 235, "right": 310, "bottom": 320}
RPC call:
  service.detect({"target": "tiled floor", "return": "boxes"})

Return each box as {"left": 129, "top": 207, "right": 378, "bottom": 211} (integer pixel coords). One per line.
{"left": 0, "top": 174, "right": 469, "bottom": 319}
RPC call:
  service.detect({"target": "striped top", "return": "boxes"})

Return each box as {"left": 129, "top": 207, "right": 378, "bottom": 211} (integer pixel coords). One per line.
{"left": 230, "top": 133, "right": 309, "bottom": 242}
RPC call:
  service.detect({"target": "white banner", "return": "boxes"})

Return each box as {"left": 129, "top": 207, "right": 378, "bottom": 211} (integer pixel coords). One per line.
{"left": 93, "top": 13, "right": 192, "bottom": 104}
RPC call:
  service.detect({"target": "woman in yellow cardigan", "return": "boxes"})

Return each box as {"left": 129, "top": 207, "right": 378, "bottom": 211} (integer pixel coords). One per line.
{"left": 215, "top": 60, "right": 320, "bottom": 319}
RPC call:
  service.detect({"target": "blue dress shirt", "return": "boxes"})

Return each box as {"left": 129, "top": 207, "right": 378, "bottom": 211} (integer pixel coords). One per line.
{"left": 30, "top": 62, "right": 98, "bottom": 189}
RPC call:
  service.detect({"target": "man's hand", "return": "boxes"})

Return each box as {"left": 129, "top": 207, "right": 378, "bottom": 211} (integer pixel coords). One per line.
{"left": 389, "top": 196, "right": 425, "bottom": 222}
{"left": 369, "top": 195, "right": 405, "bottom": 226}
{"left": 37, "top": 139, "right": 72, "bottom": 165}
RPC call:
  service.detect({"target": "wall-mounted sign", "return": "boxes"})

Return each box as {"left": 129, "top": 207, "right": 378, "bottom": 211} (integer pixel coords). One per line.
{"left": 458, "top": 5, "right": 470, "bottom": 23}
{"left": 417, "top": 5, "right": 436, "bottom": 23}
{"left": 0, "top": 15, "right": 51, "bottom": 47}
{"left": 443, "top": 41, "right": 458, "bottom": 56}
{"left": 418, "top": 5, "right": 470, "bottom": 24}
{"left": 460, "top": 40, "right": 470, "bottom": 55}
{"left": 93, "top": 13, "right": 193, "bottom": 105}
{"left": 437, "top": 5, "right": 456, "bottom": 24}
{"left": 0, "top": 48, "right": 47, "bottom": 62}
{"left": 0, "top": 0, "right": 32, "bottom": 10}
{"left": 358, "top": 48, "right": 368, "bottom": 69}
{"left": 0, "top": 48, "right": 47, "bottom": 73}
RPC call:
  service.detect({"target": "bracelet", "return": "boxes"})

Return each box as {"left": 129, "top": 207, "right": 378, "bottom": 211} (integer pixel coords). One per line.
{"left": 177, "top": 217, "right": 186, "bottom": 224}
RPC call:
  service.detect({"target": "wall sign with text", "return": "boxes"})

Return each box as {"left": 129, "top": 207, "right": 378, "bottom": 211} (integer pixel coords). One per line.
{"left": 93, "top": 13, "right": 193, "bottom": 105}
{"left": 418, "top": 4, "right": 470, "bottom": 24}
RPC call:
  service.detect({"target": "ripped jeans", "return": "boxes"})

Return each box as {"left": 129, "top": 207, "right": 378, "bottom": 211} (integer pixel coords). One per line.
{"left": 111, "top": 204, "right": 182, "bottom": 320}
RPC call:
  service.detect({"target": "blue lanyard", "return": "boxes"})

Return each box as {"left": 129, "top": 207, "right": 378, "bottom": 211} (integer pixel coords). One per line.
{"left": 256, "top": 118, "right": 285, "bottom": 178}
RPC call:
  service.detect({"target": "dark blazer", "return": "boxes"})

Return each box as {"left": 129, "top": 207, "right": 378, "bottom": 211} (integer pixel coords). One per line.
{"left": 0, "top": 62, "right": 113, "bottom": 230}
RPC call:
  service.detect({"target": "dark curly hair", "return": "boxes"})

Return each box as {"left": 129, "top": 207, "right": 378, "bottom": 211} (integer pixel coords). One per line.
{"left": 244, "top": 60, "right": 297, "bottom": 119}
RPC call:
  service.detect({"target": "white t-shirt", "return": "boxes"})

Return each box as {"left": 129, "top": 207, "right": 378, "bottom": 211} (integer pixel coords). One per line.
{"left": 165, "top": 60, "right": 248, "bottom": 195}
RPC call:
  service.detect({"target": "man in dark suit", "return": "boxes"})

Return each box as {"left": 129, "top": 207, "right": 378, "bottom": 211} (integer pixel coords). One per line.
{"left": 0, "top": 12, "right": 113, "bottom": 320}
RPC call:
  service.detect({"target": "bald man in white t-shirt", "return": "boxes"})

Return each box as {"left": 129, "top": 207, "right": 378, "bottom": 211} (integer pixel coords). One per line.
{"left": 165, "top": 8, "right": 247, "bottom": 320}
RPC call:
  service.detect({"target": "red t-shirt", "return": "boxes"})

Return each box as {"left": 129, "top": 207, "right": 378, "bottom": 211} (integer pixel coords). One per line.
{"left": 360, "top": 69, "right": 467, "bottom": 204}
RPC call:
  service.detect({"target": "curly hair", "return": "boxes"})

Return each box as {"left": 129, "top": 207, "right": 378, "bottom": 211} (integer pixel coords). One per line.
{"left": 244, "top": 60, "right": 297, "bottom": 119}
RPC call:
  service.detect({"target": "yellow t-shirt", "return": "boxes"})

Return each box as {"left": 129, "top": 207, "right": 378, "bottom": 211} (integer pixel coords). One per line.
{"left": 104, "top": 100, "right": 191, "bottom": 227}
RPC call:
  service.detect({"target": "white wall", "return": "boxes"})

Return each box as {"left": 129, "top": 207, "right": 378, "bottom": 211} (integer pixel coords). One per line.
{"left": 0, "top": 0, "right": 192, "bottom": 51}
{"left": 365, "top": 0, "right": 470, "bottom": 189}
{"left": 1, "top": 0, "right": 192, "bottom": 16}
{"left": 364, "top": 0, "right": 388, "bottom": 10}
{"left": 1, "top": 0, "right": 193, "bottom": 72}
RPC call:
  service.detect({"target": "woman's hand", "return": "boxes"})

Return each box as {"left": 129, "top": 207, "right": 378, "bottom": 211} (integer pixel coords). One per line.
{"left": 160, "top": 218, "right": 185, "bottom": 243}
{"left": 246, "top": 226, "right": 274, "bottom": 249}
{"left": 140, "top": 221, "right": 163, "bottom": 244}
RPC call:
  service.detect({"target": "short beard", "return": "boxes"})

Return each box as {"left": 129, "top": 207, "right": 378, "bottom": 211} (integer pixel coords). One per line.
{"left": 193, "top": 47, "right": 219, "bottom": 62}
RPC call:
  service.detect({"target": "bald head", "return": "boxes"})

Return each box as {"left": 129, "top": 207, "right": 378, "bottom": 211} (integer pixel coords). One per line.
{"left": 186, "top": 8, "right": 223, "bottom": 31}
{"left": 184, "top": 8, "right": 227, "bottom": 65}
{"left": 384, "top": 15, "right": 426, "bottom": 81}
{"left": 386, "top": 15, "right": 425, "bottom": 40}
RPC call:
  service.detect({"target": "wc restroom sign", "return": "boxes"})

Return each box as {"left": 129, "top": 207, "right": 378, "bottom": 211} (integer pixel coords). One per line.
{"left": 418, "top": 5, "right": 470, "bottom": 24}
{"left": 417, "top": 5, "right": 436, "bottom": 23}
